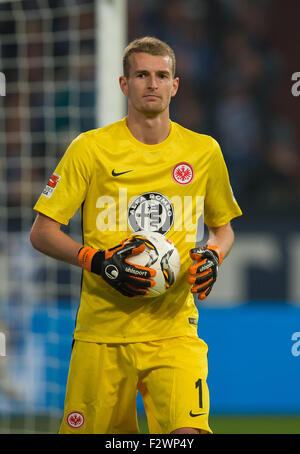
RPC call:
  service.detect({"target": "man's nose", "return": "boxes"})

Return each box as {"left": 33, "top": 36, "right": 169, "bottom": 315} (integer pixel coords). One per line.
{"left": 148, "top": 74, "right": 158, "bottom": 89}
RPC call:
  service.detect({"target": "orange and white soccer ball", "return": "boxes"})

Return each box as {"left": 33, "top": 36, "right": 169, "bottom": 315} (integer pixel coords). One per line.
{"left": 125, "top": 230, "right": 180, "bottom": 297}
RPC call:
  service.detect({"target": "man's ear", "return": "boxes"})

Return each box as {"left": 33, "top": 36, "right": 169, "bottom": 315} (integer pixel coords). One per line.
{"left": 171, "top": 76, "right": 179, "bottom": 98}
{"left": 119, "top": 76, "right": 128, "bottom": 96}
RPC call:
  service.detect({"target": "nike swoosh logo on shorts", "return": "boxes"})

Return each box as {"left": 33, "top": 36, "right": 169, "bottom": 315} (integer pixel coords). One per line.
{"left": 189, "top": 411, "right": 206, "bottom": 417}
{"left": 112, "top": 169, "right": 133, "bottom": 177}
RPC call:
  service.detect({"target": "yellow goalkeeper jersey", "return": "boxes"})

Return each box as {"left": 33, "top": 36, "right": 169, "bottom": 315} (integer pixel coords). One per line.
{"left": 33, "top": 117, "right": 242, "bottom": 343}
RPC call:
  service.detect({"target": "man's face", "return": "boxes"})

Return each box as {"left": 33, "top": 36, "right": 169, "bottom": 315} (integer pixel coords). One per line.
{"left": 120, "top": 52, "right": 179, "bottom": 117}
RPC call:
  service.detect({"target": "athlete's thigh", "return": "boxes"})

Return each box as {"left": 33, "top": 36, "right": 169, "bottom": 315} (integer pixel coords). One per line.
{"left": 59, "top": 340, "right": 139, "bottom": 434}
{"left": 138, "top": 336, "right": 212, "bottom": 434}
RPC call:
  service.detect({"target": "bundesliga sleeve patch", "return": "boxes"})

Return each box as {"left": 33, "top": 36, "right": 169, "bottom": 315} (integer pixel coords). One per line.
{"left": 42, "top": 173, "right": 61, "bottom": 198}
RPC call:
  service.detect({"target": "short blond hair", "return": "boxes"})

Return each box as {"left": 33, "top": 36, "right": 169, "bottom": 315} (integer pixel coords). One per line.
{"left": 122, "top": 36, "right": 176, "bottom": 78}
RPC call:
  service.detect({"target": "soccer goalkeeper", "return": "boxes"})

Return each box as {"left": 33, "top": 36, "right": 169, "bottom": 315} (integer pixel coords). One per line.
{"left": 30, "top": 36, "right": 242, "bottom": 434}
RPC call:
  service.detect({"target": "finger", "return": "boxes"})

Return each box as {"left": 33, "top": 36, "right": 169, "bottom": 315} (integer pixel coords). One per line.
{"left": 125, "top": 274, "right": 155, "bottom": 289}
{"left": 197, "top": 259, "right": 215, "bottom": 274}
{"left": 118, "top": 287, "right": 138, "bottom": 297}
{"left": 188, "top": 269, "right": 213, "bottom": 285}
{"left": 123, "top": 282, "right": 150, "bottom": 297}
{"left": 198, "top": 286, "right": 212, "bottom": 300}
{"left": 189, "top": 248, "right": 212, "bottom": 262}
{"left": 189, "top": 251, "right": 205, "bottom": 262}
{"left": 190, "top": 279, "right": 213, "bottom": 294}
{"left": 117, "top": 241, "right": 143, "bottom": 259}
{"left": 119, "top": 287, "right": 141, "bottom": 297}
{"left": 198, "top": 292, "right": 208, "bottom": 301}
{"left": 189, "top": 259, "right": 214, "bottom": 276}
{"left": 129, "top": 242, "right": 146, "bottom": 256}
{"left": 189, "top": 259, "right": 206, "bottom": 275}
{"left": 105, "top": 243, "right": 124, "bottom": 259}
{"left": 116, "top": 281, "right": 148, "bottom": 297}
{"left": 189, "top": 247, "right": 205, "bottom": 258}
{"left": 116, "top": 238, "right": 145, "bottom": 259}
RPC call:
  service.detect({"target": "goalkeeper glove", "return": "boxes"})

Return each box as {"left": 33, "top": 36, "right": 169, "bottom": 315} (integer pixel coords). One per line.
{"left": 188, "top": 245, "right": 223, "bottom": 300}
{"left": 78, "top": 238, "right": 156, "bottom": 297}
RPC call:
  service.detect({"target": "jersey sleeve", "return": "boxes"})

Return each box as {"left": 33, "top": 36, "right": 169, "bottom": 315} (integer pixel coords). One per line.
{"left": 33, "top": 133, "right": 92, "bottom": 225}
{"left": 204, "top": 138, "right": 242, "bottom": 228}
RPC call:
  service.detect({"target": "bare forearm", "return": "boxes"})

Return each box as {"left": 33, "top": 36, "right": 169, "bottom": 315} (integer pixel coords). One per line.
{"left": 34, "top": 230, "right": 82, "bottom": 266}
{"left": 30, "top": 213, "right": 82, "bottom": 266}
{"left": 206, "top": 222, "right": 235, "bottom": 260}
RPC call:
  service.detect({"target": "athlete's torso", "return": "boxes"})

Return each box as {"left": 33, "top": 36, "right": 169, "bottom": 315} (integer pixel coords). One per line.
{"left": 34, "top": 118, "right": 242, "bottom": 342}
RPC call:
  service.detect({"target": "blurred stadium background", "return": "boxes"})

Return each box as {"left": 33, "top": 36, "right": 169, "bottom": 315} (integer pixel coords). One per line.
{"left": 1, "top": 0, "right": 300, "bottom": 434}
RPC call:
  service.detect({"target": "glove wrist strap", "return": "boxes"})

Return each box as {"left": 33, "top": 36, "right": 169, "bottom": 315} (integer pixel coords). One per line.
{"left": 78, "top": 246, "right": 105, "bottom": 274}
{"left": 206, "top": 244, "right": 223, "bottom": 266}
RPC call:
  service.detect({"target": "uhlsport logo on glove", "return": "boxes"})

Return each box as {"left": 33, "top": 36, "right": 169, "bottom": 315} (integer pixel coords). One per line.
{"left": 104, "top": 264, "right": 119, "bottom": 280}
{"left": 125, "top": 265, "right": 149, "bottom": 277}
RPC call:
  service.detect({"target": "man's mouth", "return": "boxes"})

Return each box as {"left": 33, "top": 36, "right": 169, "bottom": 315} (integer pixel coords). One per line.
{"left": 144, "top": 94, "right": 160, "bottom": 99}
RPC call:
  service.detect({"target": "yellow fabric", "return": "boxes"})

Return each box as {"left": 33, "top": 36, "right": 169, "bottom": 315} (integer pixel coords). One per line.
{"left": 58, "top": 337, "right": 212, "bottom": 434}
{"left": 34, "top": 118, "right": 242, "bottom": 343}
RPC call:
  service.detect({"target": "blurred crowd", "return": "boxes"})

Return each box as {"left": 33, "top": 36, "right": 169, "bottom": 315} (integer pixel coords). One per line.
{"left": 0, "top": 0, "right": 94, "bottom": 309}
{"left": 0, "top": 0, "right": 95, "bottom": 234}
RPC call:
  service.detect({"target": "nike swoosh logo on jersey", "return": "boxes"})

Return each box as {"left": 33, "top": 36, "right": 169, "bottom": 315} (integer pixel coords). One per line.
{"left": 112, "top": 169, "right": 133, "bottom": 177}
{"left": 189, "top": 411, "right": 206, "bottom": 417}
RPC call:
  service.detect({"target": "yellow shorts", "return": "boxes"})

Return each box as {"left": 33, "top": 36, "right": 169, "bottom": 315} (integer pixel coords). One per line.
{"left": 59, "top": 336, "right": 212, "bottom": 434}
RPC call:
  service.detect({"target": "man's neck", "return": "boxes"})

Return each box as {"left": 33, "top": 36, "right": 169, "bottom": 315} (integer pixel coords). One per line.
{"left": 126, "top": 110, "right": 171, "bottom": 145}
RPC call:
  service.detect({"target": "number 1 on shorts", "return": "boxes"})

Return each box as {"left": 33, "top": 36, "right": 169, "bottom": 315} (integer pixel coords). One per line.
{"left": 195, "top": 378, "right": 203, "bottom": 408}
